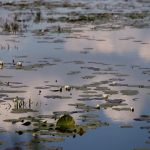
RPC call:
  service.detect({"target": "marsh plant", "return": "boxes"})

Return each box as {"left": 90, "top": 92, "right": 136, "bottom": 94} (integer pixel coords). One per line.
{"left": 3, "top": 20, "right": 19, "bottom": 33}
{"left": 11, "top": 22, "right": 19, "bottom": 33}
{"left": 3, "top": 21, "right": 10, "bottom": 31}
{"left": 34, "top": 10, "right": 42, "bottom": 22}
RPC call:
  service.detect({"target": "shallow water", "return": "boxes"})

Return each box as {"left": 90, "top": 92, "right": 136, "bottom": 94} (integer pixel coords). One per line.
{"left": 0, "top": 0, "right": 150, "bottom": 150}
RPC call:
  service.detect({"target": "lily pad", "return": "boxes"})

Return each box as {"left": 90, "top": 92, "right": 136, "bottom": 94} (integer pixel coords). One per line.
{"left": 94, "top": 87, "right": 110, "bottom": 91}
{"left": 134, "top": 118, "right": 150, "bottom": 121}
{"left": 100, "top": 103, "right": 113, "bottom": 107}
{"left": 35, "top": 87, "right": 50, "bottom": 89}
{"left": 78, "top": 119, "right": 101, "bottom": 122}
{"left": 0, "top": 141, "right": 8, "bottom": 145}
{"left": 37, "top": 114, "right": 61, "bottom": 119}
{"left": 86, "top": 122, "right": 109, "bottom": 127}
{"left": 44, "top": 146, "right": 63, "bottom": 150}
{"left": 140, "top": 115, "right": 150, "bottom": 118}
{"left": 112, "top": 108, "right": 131, "bottom": 111}
{"left": 10, "top": 86, "right": 29, "bottom": 88}
{"left": 30, "top": 137, "right": 65, "bottom": 143}
{"left": 3, "top": 97, "right": 25, "bottom": 100}
{"left": 0, "top": 90, "right": 26, "bottom": 93}
{"left": 77, "top": 98, "right": 93, "bottom": 101}
{"left": 140, "top": 126, "right": 150, "bottom": 129}
{"left": 0, "top": 75, "right": 13, "bottom": 78}
{"left": 114, "top": 74, "right": 129, "bottom": 77}
{"left": 79, "top": 114, "right": 99, "bottom": 118}
{"left": 0, "top": 130, "right": 7, "bottom": 133}
{"left": 120, "top": 90, "right": 139, "bottom": 95}
{"left": 26, "top": 144, "right": 46, "bottom": 149}
{"left": 120, "top": 125, "right": 133, "bottom": 128}
{"left": 103, "top": 90, "right": 118, "bottom": 94}
{"left": 68, "top": 103, "right": 85, "bottom": 106}
{"left": 0, "top": 94, "right": 8, "bottom": 97}
{"left": 81, "top": 76, "right": 95, "bottom": 79}
{"left": 51, "top": 132, "right": 76, "bottom": 137}
{"left": 83, "top": 91, "right": 97, "bottom": 93}
{"left": 56, "top": 115, "right": 76, "bottom": 129}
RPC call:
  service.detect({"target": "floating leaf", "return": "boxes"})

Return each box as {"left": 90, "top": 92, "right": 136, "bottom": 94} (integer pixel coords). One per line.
{"left": 134, "top": 118, "right": 150, "bottom": 121}
{"left": 10, "top": 86, "right": 29, "bottom": 88}
{"left": 75, "top": 128, "right": 86, "bottom": 135}
{"left": 77, "top": 98, "right": 93, "bottom": 101}
{"left": 103, "top": 90, "right": 118, "bottom": 94}
{"left": 114, "top": 74, "right": 129, "bottom": 77}
{"left": 39, "top": 131, "right": 53, "bottom": 135}
{"left": 79, "top": 114, "right": 99, "bottom": 118}
{"left": 140, "top": 115, "right": 150, "bottom": 118}
{"left": 44, "top": 146, "right": 63, "bottom": 150}
{"left": 0, "top": 141, "right": 9, "bottom": 145}
{"left": 112, "top": 108, "right": 131, "bottom": 111}
{"left": 94, "top": 87, "right": 110, "bottom": 91}
{"left": 56, "top": 115, "right": 76, "bottom": 129}
{"left": 0, "top": 75, "right": 13, "bottom": 78}
{"left": 0, "top": 130, "right": 7, "bottom": 133}
{"left": 79, "top": 95, "right": 94, "bottom": 97}
{"left": 120, "top": 90, "right": 139, "bottom": 95}
{"left": 37, "top": 114, "right": 61, "bottom": 119}
{"left": 30, "top": 137, "right": 65, "bottom": 143}
{"left": 81, "top": 76, "right": 95, "bottom": 79}
{"left": 78, "top": 119, "right": 101, "bottom": 122}
{"left": 0, "top": 90, "right": 26, "bottom": 93}
{"left": 100, "top": 103, "right": 112, "bottom": 107}
{"left": 120, "top": 125, "right": 133, "bottom": 128}
{"left": 3, "top": 119, "right": 23, "bottom": 123}
{"left": 87, "top": 122, "right": 109, "bottom": 127}
{"left": 3, "top": 97, "right": 25, "bottom": 100}
{"left": 83, "top": 91, "right": 97, "bottom": 93}
{"left": 0, "top": 94, "right": 8, "bottom": 97}
{"left": 51, "top": 132, "right": 76, "bottom": 137}
{"left": 134, "top": 148, "right": 150, "bottom": 150}
{"left": 68, "top": 103, "right": 85, "bottom": 106}
{"left": 67, "top": 71, "right": 81, "bottom": 75}
{"left": 35, "top": 87, "right": 50, "bottom": 89}
{"left": 26, "top": 144, "right": 46, "bottom": 149}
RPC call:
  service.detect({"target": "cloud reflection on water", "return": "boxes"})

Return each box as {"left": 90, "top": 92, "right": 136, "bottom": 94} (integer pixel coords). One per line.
{"left": 64, "top": 27, "right": 150, "bottom": 61}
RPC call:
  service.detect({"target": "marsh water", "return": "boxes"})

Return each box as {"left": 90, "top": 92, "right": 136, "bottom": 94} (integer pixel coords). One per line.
{"left": 0, "top": 0, "right": 150, "bottom": 150}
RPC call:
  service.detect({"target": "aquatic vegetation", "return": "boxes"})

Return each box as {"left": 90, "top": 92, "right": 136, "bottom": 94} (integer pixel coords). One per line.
{"left": 35, "top": 10, "right": 42, "bottom": 22}
{"left": 120, "top": 90, "right": 139, "bottom": 95}
{"left": 0, "top": 0, "right": 150, "bottom": 149}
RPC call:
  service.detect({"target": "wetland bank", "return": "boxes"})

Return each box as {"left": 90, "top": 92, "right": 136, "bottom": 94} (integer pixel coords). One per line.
{"left": 0, "top": 0, "right": 150, "bottom": 150}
